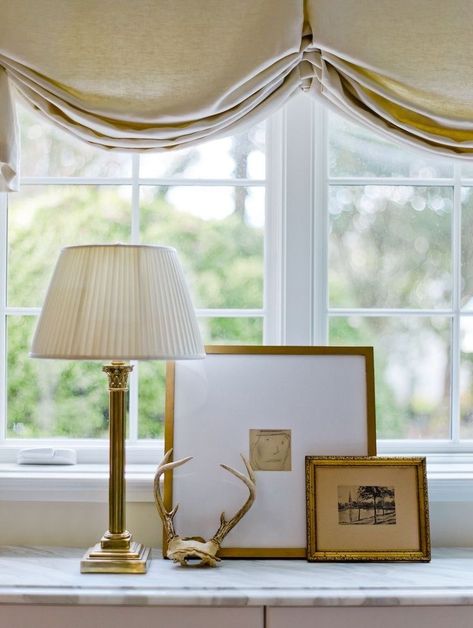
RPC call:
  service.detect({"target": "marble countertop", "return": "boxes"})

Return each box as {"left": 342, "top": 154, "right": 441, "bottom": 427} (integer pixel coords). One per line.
{"left": 0, "top": 546, "right": 472, "bottom": 607}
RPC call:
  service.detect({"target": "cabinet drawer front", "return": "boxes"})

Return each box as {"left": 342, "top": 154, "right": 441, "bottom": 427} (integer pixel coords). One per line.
{"left": 268, "top": 607, "right": 473, "bottom": 628}
{"left": 0, "top": 605, "right": 263, "bottom": 628}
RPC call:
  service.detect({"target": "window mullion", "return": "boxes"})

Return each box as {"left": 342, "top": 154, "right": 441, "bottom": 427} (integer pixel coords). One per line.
{"left": 128, "top": 154, "right": 141, "bottom": 442}
{"left": 282, "top": 94, "right": 315, "bottom": 345}
{"left": 451, "top": 162, "right": 462, "bottom": 443}
{"left": 131, "top": 154, "right": 140, "bottom": 244}
{"left": 328, "top": 176, "right": 454, "bottom": 187}
{"left": 313, "top": 101, "right": 328, "bottom": 345}
{"left": 264, "top": 112, "right": 284, "bottom": 344}
{"left": 0, "top": 194, "right": 7, "bottom": 441}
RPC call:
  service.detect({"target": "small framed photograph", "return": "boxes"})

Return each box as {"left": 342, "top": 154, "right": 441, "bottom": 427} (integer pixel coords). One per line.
{"left": 306, "top": 456, "right": 430, "bottom": 562}
{"left": 164, "top": 345, "right": 377, "bottom": 558}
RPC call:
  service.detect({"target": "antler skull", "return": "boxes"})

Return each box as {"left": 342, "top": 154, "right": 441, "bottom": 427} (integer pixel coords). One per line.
{"left": 154, "top": 449, "right": 256, "bottom": 567}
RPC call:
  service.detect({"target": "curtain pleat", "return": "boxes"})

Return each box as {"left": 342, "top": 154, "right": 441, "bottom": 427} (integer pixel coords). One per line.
{"left": 306, "top": 0, "right": 473, "bottom": 156}
{"left": 2, "top": 0, "right": 473, "bottom": 191}
{"left": 0, "top": 67, "right": 18, "bottom": 192}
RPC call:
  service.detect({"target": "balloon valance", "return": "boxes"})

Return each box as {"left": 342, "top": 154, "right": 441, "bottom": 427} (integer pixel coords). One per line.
{"left": 1, "top": 0, "right": 472, "bottom": 191}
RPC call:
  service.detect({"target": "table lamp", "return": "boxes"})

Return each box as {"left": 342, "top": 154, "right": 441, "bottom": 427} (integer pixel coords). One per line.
{"left": 30, "top": 244, "right": 205, "bottom": 573}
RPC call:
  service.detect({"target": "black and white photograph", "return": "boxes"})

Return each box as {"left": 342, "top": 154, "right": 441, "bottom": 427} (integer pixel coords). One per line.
{"left": 306, "top": 457, "right": 430, "bottom": 562}
{"left": 337, "top": 485, "right": 396, "bottom": 525}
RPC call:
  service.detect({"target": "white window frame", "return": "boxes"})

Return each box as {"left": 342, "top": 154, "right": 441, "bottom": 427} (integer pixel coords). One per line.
{"left": 1, "top": 94, "right": 473, "bottom": 503}
{"left": 0, "top": 138, "right": 267, "bottom": 464}
{"left": 270, "top": 94, "right": 473, "bottom": 502}
{"left": 275, "top": 94, "right": 473, "bottom": 452}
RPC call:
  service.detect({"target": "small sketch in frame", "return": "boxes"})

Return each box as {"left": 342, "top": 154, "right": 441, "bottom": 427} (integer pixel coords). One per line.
{"left": 249, "top": 429, "right": 292, "bottom": 471}
{"left": 306, "top": 456, "right": 430, "bottom": 562}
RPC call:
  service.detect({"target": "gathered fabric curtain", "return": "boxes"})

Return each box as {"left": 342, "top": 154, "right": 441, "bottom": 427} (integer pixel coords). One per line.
{"left": 1, "top": 0, "right": 473, "bottom": 191}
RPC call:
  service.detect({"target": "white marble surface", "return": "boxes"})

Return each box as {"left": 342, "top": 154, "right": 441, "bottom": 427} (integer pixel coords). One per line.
{"left": 0, "top": 547, "right": 472, "bottom": 607}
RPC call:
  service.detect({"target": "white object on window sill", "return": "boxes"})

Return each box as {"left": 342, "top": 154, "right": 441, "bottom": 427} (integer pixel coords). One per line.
{"left": 17, "top": 448, "right": 77, "bottom": 465}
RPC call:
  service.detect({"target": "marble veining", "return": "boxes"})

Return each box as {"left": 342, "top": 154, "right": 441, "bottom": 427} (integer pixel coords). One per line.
{"left": 0, "top": 547, "right": 472, "bottom": 606}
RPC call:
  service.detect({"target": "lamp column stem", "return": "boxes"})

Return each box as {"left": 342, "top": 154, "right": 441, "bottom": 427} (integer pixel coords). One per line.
{"left": 107, "top": 362, "right": 130, "bottom": 535}
{"left": 101, "top": 361, "right": 133, "bottom": 549}
{"left": 80, "top": 361, "right": 150, "bottom": 573}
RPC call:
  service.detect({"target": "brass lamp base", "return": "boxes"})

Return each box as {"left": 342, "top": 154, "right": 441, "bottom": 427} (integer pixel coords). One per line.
{"left": 81, "top": 542, "right": 151, "bottom": 574}
{"left": 80, "top": 363, "right": 151, "bottom": 574}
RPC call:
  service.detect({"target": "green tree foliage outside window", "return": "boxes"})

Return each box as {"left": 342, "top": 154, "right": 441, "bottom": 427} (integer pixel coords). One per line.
{"left": 7, "top": 107, "right": 265, "bottom": 439}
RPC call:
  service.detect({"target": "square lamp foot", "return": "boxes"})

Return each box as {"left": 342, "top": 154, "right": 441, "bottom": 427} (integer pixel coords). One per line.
{"left": 80, "top": 542, "right": 151, "bottom": 573}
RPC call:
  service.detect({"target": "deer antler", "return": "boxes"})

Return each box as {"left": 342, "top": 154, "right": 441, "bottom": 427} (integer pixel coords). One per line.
{"left": 211, "top": 455, "right": 256, "bottom": 546}
{"left": 153, "top": 448, "right": 193, "bottom": 542}
{"left": 154, "top": 451, "right": 256, "bottom": 566}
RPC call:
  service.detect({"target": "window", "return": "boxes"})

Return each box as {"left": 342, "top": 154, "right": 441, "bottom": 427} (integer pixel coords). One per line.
{"left": 3, "top": 104, "right": 265, "bottom": 448}
{"left": 3, "top": 93, "right": 473, "bottom": 460}
{"left": 327, "top": 110, "right": 472, "bottom": 451}
{"left": 271, "top": 94, "right": 473, "bottom": 456}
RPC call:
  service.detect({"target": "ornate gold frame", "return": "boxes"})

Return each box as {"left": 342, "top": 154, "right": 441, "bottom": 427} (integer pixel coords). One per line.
{"left": 163, "top": 345, "right": 377, "bottom": 559}
{"left": 306, "top": 456, "right": 431, "bottom": 562}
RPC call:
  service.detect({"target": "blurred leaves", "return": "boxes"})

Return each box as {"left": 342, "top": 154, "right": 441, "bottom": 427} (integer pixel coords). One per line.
{"left": 330, "top": 316, "right": 451, "bottom": 438}
{"left": 140, "top": 187, "right": 263, "bottom": 309}
{"left": 328, "top": 114, "right": 454, "bottom": 439}
{"left": 329, "top": 186, "right": 452, "bottom": 309}
{"left": 7, "top": 112, "right": 264, "bottom": 439}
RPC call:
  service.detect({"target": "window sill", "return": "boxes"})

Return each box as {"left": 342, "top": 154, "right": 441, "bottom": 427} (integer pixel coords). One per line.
{"left": 0, "top": 455, "right": 472, "bottom": 502}
{"left": 0, "top": 463, "right": 156, "bottom": 502}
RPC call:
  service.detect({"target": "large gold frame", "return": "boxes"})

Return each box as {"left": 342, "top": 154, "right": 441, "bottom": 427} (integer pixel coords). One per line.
{"left": 306, "top": 456, "right": 431, "bottom": 562}
{"left": 164, "top": 345, "right": 377, "bottom": 559}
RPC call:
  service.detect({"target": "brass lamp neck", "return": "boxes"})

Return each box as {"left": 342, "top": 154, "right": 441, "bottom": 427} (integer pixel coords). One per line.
{"left": 103, "top": 361, "right": 133, "bottom": 391}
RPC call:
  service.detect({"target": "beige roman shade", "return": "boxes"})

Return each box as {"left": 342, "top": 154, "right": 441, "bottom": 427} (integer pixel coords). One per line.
{"left": 0, "top": 0, "right": 305, "bottom": 193}
{"left": 1, "top": 0, "right": 473, "bottom": 191}
{"left": 0, "top": 67, "right": 18, "bottom": 191}
{"left": 305, "top": 0, "right": 473, "bottom": 157}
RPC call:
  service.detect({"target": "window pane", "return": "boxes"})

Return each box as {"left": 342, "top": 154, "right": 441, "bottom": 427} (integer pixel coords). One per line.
{"left": 328, "top": 112, "right": 453, "bottom": 178}
{"left": 461, "top": 162, "right": 473, "bottom": 178}
{"left": 7, "top": 316, "right": 110, "bottom": 438}
{"left": 330, "top": 316, "right": 451, "bottom": 439}
{"left": 200, "top": 317, "right": 263, "bottom": 344}
{"left": 460, "top": 316, "right": 473, "bottom": 437}
{"left": 138, "top": 361, "right": 166, "bottom": 439}
{"left": 461, "top": 188, "right": 473, "bottom": 309}
{"left": 140, "top": 186, "right": 264, "bottom": 308}
{"left": 329, "top": 186, "right": 452, "bottom": 308}
{"left": 18, "top": 104, "right": 132, "bottom": 178}
{"left": 137, "top": 317, "right": 262, "bottom": 439}
{"left": 8, "top": 185, "right": 131, "bottom": 307}
{"left": 140, "top": 124, "right": 265, "bottom": 179}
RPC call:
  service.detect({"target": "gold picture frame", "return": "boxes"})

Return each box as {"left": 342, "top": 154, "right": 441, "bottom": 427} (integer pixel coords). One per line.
{"left": 306, "top": 456, "right": 430, "bottom": 562}
{"left": 164, "top": 345, "right": 377, "bottom": 558}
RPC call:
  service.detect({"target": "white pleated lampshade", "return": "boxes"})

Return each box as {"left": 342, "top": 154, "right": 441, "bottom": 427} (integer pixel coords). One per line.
{"left": 30, "top": 244, "right": 205, "bottom": 360}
